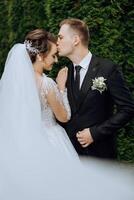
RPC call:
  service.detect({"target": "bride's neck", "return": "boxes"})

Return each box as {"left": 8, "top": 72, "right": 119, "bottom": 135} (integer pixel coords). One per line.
{"left": 33, "top": 62, "right": 43, "bottom": 76}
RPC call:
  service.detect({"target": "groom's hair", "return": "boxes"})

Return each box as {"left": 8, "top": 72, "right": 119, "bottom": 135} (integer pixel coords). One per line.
{"left": 60, "top": 18, "right": 90, "bottom": 47}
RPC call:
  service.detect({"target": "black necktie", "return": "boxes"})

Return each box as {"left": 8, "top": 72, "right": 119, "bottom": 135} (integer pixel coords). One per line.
{"left": 74, "top": 65, "right": 82, "bottom": 94}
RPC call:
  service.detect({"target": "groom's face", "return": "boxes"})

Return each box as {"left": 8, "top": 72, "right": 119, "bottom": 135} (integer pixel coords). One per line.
{"left": 57, "top": 24, "right": 75, "bottom": 57}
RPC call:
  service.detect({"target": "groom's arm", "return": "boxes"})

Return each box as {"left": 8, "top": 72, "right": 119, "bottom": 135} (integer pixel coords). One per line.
{"left": 90, "top": 65, "right": 134, "bottom": 141}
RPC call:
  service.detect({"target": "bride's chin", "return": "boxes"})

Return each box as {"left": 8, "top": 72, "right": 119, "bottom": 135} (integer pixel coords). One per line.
{"left": 43, "top": 65, "right": 52, "bottom": 71}
{"left": 47, "top": 66, "right": 53, "bottom": 71}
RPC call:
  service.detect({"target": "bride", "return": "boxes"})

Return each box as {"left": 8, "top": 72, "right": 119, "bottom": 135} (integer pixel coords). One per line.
{"left": 0, "top": 29, "right": 79, "bottom": 200}
{"left": 24, "top": 29, "right": 78, "bottom": 159}
{"left": 0, "top": 29, "right": 133, "bottom": 200}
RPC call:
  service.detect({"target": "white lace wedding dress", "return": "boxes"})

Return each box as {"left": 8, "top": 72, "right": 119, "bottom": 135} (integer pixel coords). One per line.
{"left": 37, "top": 73, "right": 78, "bottom": 159}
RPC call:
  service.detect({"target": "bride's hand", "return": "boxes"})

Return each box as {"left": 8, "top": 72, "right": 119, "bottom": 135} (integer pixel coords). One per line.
{"left": 56, "top": 67, "right": 68, "bottom": 91}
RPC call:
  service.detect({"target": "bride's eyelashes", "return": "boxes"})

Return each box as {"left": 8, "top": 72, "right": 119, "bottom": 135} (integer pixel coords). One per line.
{"left": 53, "top": 51, "right": 58, "bottom": 58}
{"left": 52, "top": 54, "right": 58, "bottom": 63}
{"left": 52, "top": 54, "right": 56, "bottom": 59}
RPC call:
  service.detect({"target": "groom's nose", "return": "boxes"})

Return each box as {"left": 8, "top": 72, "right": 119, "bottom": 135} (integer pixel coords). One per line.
{"left": 57, "top": 37, "right": 60, "bottom": 46}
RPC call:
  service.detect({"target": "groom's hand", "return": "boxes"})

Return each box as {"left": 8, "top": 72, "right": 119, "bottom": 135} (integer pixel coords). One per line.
{"left": 76, "top": 128, "right": 93, "bottom": 148}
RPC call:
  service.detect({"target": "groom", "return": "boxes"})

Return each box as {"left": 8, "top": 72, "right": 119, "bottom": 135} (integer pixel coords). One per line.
{"left": 57, "top": 18, "right": 134, "bottom": 158}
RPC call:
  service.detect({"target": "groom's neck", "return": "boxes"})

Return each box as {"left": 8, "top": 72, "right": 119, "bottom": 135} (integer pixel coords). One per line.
{"left": 69, "top": 46, "right": 89, "bottom": 65}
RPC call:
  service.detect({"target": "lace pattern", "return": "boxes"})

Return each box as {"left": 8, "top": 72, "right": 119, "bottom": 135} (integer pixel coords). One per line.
{"left": 38, "top": 74, "right": 71, "bottom": 126}
{"left": 59, "top": 89, "right": 71, "bottom": 120}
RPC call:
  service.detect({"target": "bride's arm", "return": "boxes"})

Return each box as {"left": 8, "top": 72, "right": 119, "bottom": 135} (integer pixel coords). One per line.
{"left": 47, "top": 88, "right": 70, "bottom": 123}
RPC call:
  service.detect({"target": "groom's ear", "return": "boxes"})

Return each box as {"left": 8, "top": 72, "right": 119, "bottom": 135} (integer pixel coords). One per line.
{"left": 73, "top": 34, "right": 81, "bottom": 46}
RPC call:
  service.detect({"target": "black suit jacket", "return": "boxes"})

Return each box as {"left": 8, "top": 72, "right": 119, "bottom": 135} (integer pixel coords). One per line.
{"left": 61, "top": 55, "right": 134, "bottom": 158}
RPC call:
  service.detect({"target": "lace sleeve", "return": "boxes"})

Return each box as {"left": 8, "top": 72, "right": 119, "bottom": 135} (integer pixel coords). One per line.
{"left": 41, "top": 75, "right": 71, "bottom": 120}
{"left": 58, "top": 89, "right": 71, "bottom": 120}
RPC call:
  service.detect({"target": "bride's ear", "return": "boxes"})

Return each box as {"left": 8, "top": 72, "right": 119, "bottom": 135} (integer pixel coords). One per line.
{"left": 36, "top": 54, "right": 42, "bottom": 62}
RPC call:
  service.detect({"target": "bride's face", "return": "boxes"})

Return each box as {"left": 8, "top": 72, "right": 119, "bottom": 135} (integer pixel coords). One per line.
{"left": 42, "top": 43, "right": 58, "bottom": 71}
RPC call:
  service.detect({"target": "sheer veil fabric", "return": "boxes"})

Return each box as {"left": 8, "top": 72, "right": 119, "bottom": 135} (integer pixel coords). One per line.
{"left": 0, "top": 44, "right": 133, "bottom": 200}
{"left": 0, "top": 44, "right": 88, "bottom": 199}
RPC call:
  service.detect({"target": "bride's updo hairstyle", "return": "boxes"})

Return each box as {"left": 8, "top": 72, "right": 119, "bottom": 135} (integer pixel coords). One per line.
{"left": 25, "top": 29, "right": 57, "bottom": 63}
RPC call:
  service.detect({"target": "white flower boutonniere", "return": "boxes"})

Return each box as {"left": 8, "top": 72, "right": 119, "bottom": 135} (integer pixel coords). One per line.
{"left": 91, "top": 77, "right": 107, "bottom": 94}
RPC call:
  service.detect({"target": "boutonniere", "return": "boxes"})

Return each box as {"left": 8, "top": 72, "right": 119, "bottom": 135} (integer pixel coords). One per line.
{"left": 91, "top": 77, "right": 107, "bottom": 94}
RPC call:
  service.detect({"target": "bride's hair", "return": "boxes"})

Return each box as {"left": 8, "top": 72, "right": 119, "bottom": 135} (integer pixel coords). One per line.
{"left": 25, "top": 29, "right": 57, "bottom": 63}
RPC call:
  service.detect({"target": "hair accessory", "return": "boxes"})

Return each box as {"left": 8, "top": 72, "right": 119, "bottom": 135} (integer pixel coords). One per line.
{"left": 24, "top": 40, "right": 39, "bottom": 54}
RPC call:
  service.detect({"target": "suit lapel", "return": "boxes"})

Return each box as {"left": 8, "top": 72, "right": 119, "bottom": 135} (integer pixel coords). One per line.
{"left": 67, "top": 55, "right": 100, "bottom": 113}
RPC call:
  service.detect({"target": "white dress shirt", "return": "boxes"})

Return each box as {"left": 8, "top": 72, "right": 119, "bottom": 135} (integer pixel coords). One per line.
{"left": 73, "top": 51, "right": 92, "bottom": 88}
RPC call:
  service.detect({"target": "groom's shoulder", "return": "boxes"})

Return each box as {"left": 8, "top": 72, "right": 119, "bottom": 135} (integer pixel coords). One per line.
{"left": 94, "top": 55, "right": 119, "bottom": 73}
